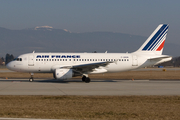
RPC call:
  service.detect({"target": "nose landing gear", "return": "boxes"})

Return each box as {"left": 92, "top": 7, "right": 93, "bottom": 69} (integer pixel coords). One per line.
{"left": 29, "top": 73, "right": 34, "bottom": 82}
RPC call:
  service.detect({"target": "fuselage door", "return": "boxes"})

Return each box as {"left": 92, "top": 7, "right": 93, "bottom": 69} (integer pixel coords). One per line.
{"left": 132, "top": 55, "right": 138, "bottom": 66}
{"left": 28, "top": 55, "right": 34, "bottom": 66}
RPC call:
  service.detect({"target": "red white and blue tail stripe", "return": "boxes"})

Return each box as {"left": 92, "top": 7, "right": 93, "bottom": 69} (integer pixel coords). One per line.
{"left": 136, "top": 24, "right": 169, "bottom": 55}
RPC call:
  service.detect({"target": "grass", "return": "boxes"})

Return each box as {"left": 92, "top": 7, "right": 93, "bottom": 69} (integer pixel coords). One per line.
{"left": 0, "top": 96, "right": 180, "bottom": 119}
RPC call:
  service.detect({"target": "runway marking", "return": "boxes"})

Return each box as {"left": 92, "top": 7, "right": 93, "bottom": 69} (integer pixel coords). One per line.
{"left": 12, "top": 81, "right": 22, "bottom": 82}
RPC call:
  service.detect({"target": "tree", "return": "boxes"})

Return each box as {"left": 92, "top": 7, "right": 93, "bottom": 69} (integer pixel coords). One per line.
{"left": 0, "top": 58, "right": 3, "bottom": 65}
{"left": 1, "top": 57, "right": 4, "bottom": 62}
{"left": 5, "top": 53, "right": 14, "bottom": 65}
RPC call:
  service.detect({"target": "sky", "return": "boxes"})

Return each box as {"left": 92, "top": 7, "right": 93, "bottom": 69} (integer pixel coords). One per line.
{"left": 0, "top": 0, "right": 180, "bottom": 45}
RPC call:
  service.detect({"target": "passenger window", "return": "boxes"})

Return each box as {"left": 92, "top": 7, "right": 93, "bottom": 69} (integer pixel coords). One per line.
{"left": 124, "top": 59, "right": 126, "bottom": 61}
{"left": 52, "top": 59, "right": 54, "bottom": 61}
{"left": 41, "top": 59, "right": 43, "bottom": 61}
{"left": 69, "top": 59, "right": 71, "bottom": 61}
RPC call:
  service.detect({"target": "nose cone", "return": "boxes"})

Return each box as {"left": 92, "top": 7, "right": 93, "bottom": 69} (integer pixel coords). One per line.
{"left": 6, "top": 62, "right": 14, "bottom": 71}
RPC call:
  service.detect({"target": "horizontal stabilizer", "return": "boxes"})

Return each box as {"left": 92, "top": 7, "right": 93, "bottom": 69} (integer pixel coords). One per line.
{"left": 148, "top": 55, "right": 172, "bottom": 65}
{"left": 147, "top": 55, "right": 172, "bottom": 60}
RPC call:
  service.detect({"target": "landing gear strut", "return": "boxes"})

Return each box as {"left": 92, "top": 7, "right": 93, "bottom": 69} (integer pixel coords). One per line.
{"left": 29, "top": 73, "right": 34, "bottom": 82}
{"left": 82, "top": 75, "right": 91, "bottom": 83}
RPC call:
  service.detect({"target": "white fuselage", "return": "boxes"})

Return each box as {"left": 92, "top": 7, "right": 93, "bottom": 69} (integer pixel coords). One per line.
{"left": 7, "top": 52, "right": 168, "bottom": 74}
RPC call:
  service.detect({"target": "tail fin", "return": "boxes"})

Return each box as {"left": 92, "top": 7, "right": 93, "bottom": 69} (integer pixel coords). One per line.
{"left": 135, "top": 24, "right": 169, "bottom": 55}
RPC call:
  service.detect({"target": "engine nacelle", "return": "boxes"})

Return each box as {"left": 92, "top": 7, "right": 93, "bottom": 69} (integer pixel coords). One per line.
{"left": 54, "top": 68, "right": 73, "bottom": 80}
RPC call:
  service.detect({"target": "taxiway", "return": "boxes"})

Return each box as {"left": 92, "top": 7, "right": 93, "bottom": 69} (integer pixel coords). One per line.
{"left": 0, "top": 79, "right": 180, "bottom": 95}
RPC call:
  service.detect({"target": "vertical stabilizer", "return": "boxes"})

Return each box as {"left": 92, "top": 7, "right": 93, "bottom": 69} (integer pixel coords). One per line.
{"left": 135, "top": 24, "right": 169, "bottom": 55}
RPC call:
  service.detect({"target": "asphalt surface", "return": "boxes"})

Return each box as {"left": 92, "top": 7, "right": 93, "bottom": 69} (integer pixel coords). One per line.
{"left": 0, "top": 78, "right": 180, "bottom": 96}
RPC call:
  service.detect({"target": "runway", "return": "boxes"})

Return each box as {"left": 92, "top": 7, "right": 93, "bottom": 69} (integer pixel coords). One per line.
{"left": 0, "top": 79, "right": 180, "bottom": 95}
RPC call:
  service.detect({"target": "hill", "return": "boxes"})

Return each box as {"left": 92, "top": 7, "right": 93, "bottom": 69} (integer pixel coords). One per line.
{"left": 0, "top": 26, "right": 179, "bottom": 57}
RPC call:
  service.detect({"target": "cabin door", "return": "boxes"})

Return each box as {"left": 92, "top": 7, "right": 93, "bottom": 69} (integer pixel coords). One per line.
{"left": 28, "top": 55, "right": 34, "bottom": 66}
{"left": 132, "top": 55, "right": 138, "bottom": 66}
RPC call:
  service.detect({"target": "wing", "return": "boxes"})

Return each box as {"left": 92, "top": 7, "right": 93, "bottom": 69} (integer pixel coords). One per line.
{"left": 61, "top": 61, "right": 113, "bottom": 74}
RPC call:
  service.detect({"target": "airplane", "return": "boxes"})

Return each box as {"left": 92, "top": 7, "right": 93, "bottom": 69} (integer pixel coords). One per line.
{"left": 6, "top": 24, "right": 172, "bottom": 83}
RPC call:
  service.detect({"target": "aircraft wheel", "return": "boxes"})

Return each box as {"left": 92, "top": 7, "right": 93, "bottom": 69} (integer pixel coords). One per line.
{"left": 29, "top": 78, "right": 34, "bottom": 82}
{"left": 85, "top": 77, "right": 91, "bottom": 83}
{"left": 82, "top": 76, "right": 86, "bottom": 82}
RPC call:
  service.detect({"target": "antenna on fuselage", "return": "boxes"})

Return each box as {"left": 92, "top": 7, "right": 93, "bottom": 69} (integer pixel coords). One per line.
{"left": 33, "top": 51, "right": 35, "bottom": 53}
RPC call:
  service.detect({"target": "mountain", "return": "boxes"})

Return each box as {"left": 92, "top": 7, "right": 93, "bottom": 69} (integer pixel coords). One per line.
{"left": 0, "top": 26, "right": 179, "bottom": 57}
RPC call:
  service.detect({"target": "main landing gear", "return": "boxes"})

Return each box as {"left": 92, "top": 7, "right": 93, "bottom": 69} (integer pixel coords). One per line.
{"left": 29, "top": 73, "right": 34, "bottom": 82}
{"left": 82, "top": 75, "right": 91, "bottom": 83}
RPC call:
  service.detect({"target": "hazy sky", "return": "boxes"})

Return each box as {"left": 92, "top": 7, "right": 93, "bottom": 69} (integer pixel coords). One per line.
{"left": 0, "top": 0, "right": 180, "bottom": 45}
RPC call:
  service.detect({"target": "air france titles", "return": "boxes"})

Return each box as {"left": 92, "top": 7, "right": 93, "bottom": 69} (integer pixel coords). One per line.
{"left": 36, "top": 55, "right": 80, "bottom": 58}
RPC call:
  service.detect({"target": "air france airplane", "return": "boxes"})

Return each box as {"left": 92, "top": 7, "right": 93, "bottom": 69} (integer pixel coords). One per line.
{"left": 6, "top": 24, "right": 172, "bottom": 83}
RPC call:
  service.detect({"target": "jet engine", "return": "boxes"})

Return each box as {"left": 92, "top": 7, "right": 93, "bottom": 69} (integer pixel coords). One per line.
{"left": 54, "top": 68, "right": 73, "bottom": 80}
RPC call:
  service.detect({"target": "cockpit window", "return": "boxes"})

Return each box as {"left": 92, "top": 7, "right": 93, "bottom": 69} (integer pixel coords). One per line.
{"left": 14, "top": 58, "right": 22, "bottom": 61}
